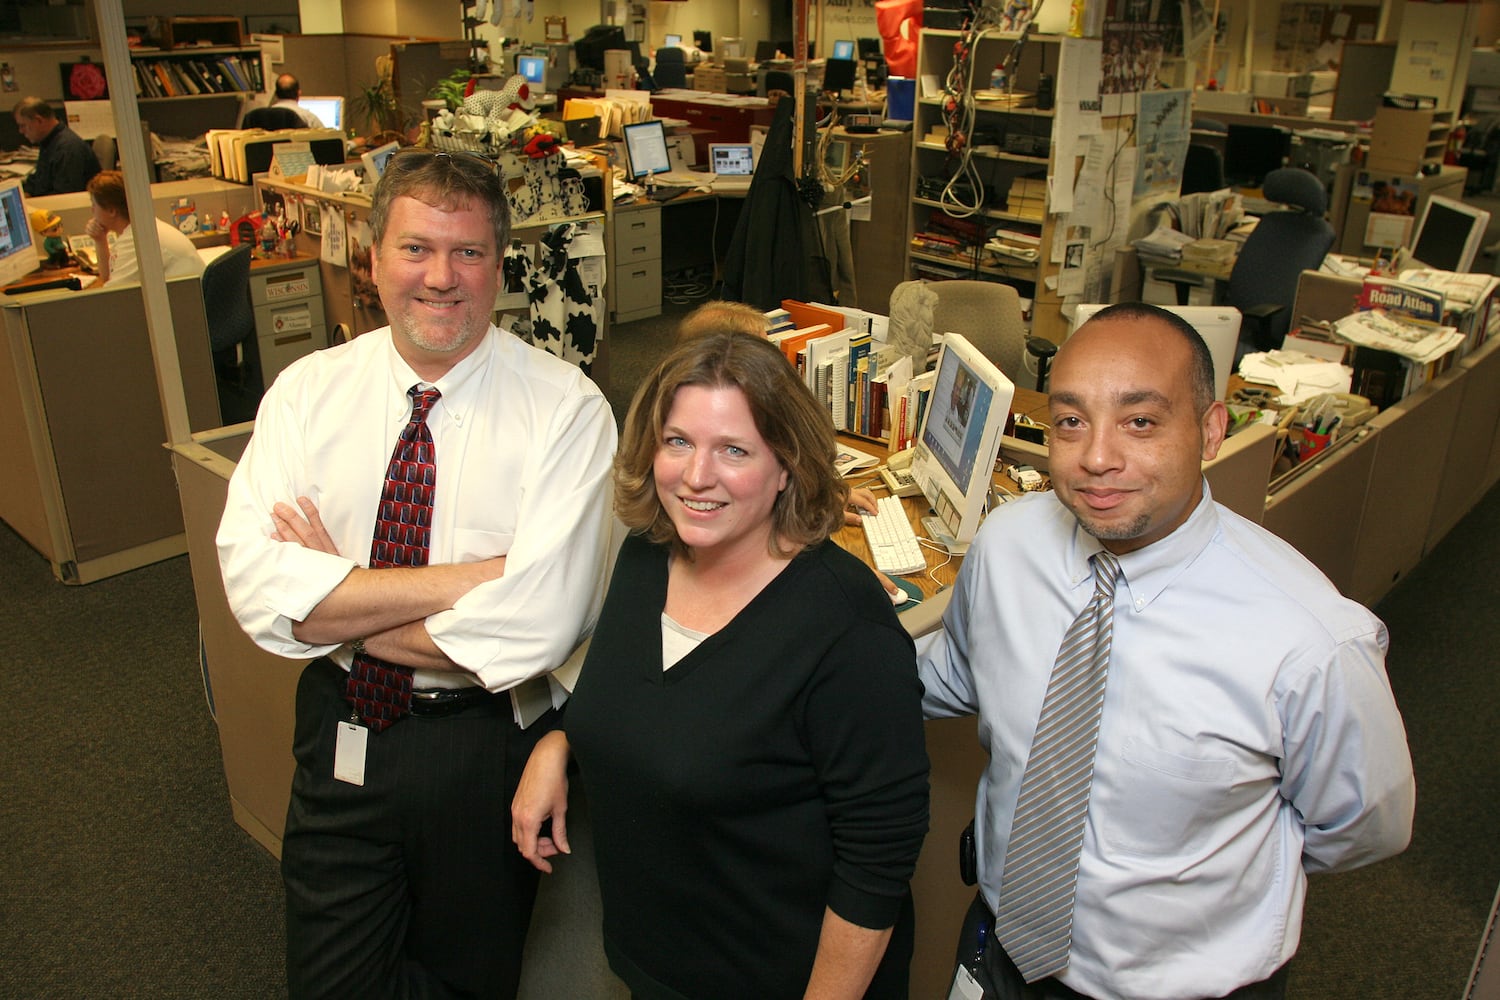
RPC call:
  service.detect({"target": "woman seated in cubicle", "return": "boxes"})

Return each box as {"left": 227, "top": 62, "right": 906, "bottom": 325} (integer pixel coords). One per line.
{"left": 82, "top": 170, "right": 204, "bottom": 289}
{"left": 513, "top": 331, "right": 930, "bottom": 999}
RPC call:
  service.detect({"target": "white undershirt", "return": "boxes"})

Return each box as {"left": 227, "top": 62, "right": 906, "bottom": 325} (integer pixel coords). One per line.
{"left": 660, "top": 613, "right": 707, "bottom": 670}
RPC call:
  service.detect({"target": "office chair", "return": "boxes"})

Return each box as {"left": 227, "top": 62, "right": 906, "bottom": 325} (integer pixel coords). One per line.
{"left": 1182, "top": 143, "right": 1225, "bottom": 195}
{"left": 891, "top": 279, "right": 1057, "bottom": 390}
{"left": 242, "top": 105, "right": 305, "bottom": 130}
{"left": 653, "top": 48, "right": 688, "bottom": 89}
{"left": 92, "top": 134, "right": 118, "bottom": 171}
{"left": 200, "top": 244, "right": 261, "bottom": 424}
{"left": 1227, "top": 167, "right": 1335, "bottom": 354}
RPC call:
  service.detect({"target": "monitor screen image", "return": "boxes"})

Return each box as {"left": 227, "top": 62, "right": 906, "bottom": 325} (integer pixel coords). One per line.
{"left": 296, "top": 96, "right": 343, "bottom": 130}
{"left": 832, "top": 39, "right": 855, "bottom": 61}
{"left": 694, "top": 30, "right": 712, "bottom": 53}
{"left": 0, "top": 178, "right": 39, "bottom": 289}
{"left": 709, "top": 143, "right": 755, "bottom": 176}
{"left": 664, "top": 33, "right": 682, "bottom": 48}
{"left": 909, "top": 333, "right": 1016, "bottom": 554}
{"left": 1070, "top": 303, "right": 1242, "bottom": 402}
{"left": 623, "top": 120, "right": 672, "bottom": 180}
{"left": 517, "top": 54, "right": 547, "bottom": 85}
{"left": 823, "top": 57, "right": 857, "bottom": 93}
{"left": 1409, "top": 195, "right": 1490, "bottom": 273}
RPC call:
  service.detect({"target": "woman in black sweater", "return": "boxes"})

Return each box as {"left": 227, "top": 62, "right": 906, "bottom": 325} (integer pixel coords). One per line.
{"left": 512, "top": 331, "right": 930, "bottom": 999}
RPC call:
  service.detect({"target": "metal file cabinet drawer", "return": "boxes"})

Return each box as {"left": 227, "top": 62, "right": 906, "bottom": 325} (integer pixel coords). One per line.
{"left": 612, "top": 207, "right": 661, "bottom": 265}
{"left": 613, "top": 258, "right": 662, "bottom": 321}
{"left": 248, "top": 262, "right": 327, "bottom": 383}
{"left": 249, "top": 263, "right": 321, "bottom": 307}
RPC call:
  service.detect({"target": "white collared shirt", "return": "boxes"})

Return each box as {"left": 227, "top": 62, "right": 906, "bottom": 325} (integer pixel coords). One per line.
{"left": 216, "top": 325, "right": 617, "bottom": 695}
{"left": 918, "top": 486, "right": 1415, "bottom": 1000}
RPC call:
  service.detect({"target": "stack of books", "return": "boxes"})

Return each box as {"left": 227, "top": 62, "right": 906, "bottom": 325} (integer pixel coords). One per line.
{"left": 986, "top": 226, "right": 1041, "bottom": 264}
{"left": 1004, "top": 176, "right": 1047, "bottom": 220}
{"left": 1178, "top": 238, "right": 1237, "bottom": 274}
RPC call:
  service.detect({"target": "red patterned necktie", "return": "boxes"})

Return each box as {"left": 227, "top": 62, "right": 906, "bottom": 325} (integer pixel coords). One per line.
{"left": 345, "top": 385, "right": 441, "bottom": 732}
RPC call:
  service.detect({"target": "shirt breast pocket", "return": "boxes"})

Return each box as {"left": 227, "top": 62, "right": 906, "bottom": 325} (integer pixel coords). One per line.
{"left": 1100, "top": 737, "right": 1236, "bottom": 857}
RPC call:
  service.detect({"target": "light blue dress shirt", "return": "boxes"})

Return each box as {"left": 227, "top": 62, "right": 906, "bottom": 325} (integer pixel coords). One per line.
{"left": 918, "top": 485, "right": 1415, "bottom": 1000}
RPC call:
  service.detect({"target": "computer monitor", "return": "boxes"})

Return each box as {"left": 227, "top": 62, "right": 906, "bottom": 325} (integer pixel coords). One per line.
{"left": 823, "top": 57, "right": 857, "bottom": 94}
{"left": 0, "top": 178, "right": 40, "bottom": 289}
{"left": 858, "top": 37, "right": 883, "bottom": 60}
{"left": 360, "top": 140, "right": 401, "bottom": 185}
{"left": 623, "top": 119, "right": 672, "bottom": 180}
{"left": 517, "top": 54, "right": 547, "bottom": 86}
{"left": 1223, "top": 123, "right": 1291, "bottom": 188}
{"left": 296, "top": 96, "right": 343, "bottom": 131}
{"left": 708, "top": 143, "right": 755, "bottom": 175}
{"left": 1070, "top": 304, "right": 1242, "bottom": 402}
{"left": 694, "top": 30, "right": 712, "bottom": 53}
{"left": 909, "top": 333, "right": 1016, "bottom": 555}
{"left": 832, "top": 39, "right": 855, "bottom": 61}
{"left": 1409, "top": 194, "right": 1490, "bottom": 273}
{"left": 574, "top": 24, "right": 628, "bottom": 72}
{"left": 664, "top": 33, "right": 682, "bottom": 48}
{"left": 754, "top": 40, "right": 778, "bottom": 63}
{"left": 720, "top": 36, "right": 745, "bottom": 59}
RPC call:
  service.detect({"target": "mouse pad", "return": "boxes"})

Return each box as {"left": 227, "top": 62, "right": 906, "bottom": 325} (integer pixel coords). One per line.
{"left": 892, "top": 578, "right": 925, "bottom": 606}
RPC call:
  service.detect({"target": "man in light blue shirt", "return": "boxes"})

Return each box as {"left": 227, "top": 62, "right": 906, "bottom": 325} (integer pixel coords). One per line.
{"left": 918, "top": 302, "right": 1415, "bottom": 1000}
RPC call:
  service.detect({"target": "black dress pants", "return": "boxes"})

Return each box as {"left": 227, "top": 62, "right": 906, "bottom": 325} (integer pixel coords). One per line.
{"left": 950, "top": 893, "right": 1290, "bottom": 1000}
{"left": 281, "top": 657, "right": 557, "bottom": 1000}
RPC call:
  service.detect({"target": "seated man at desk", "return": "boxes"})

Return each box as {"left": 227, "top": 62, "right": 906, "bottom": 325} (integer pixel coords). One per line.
{"left": 82, "top": 170, "right": 204, "bottom": 288}
{"left": 13, "top": 96, "right": 101, "bottom": 197}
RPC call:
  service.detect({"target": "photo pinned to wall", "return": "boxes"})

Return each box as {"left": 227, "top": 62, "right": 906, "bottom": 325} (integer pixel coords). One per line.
{"left": 1058, "top": 223, "right": 1089, "bottom": 299}
{"left": 346, "top": 215, "right": 386, "bottom": 335}
{"left": 302, "top": 198, "right": 322, "bottom": 236}
{"left": 320, "top": 205, "right": 347, "bottom": 267}
{"left": 60, "top": 59, "right": 108, "bottom": 102}
{"left": 1101, "top": 21, "right": 1168, "bottom": 96}
{"left": 1133, "top": 89, "right": 1190, "bottom": 201}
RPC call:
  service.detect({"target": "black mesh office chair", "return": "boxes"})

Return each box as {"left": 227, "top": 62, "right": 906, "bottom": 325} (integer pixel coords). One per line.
{"left": 201, "top": 244, "right": 261, "bottom": 423}
{"left": 654, "top": 48, "right": 687, "bottom": 89}
{"left": 242, "top": 105, "right": 305, "bottom": 130}
{"left": 1227, "top": 167, "right": 1336, "bottom": 354}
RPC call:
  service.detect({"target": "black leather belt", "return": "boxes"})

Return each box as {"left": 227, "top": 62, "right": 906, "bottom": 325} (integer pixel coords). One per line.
{"left": 408, "top": 685, "right": 497, "bottom": 718}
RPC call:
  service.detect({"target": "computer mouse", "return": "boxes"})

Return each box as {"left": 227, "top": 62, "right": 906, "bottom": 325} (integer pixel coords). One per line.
{"left": 889, "top": 586, "right": 909, "bottom": 606}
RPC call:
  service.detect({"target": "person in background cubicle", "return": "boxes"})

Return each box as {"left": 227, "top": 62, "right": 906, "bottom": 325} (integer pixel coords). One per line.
{"left": 216, "top": 148, "right": 617, "bottom": 999}
{"left": 13, "top": 97, "right": 101, "bottom": 197}
{"left": 513, "top": 330, "right": 930, "bottom": 1000}
{"left": 82, "top": 170, "right": 203, "bottom": 289}
{"left": 917, "top": 302, "right": 1415, "bottom": 1000}
{"left": 269, "top": 73, "right": 325, "bottom": 128}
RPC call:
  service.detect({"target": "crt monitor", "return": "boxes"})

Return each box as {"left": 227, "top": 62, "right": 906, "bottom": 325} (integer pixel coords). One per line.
{"left": 823, "top": 57, "right": 857, "bottom": 94}
{"left": 720, "top": 36, "right": 746, "bottom": 59}
{"left": 909, "top": 333, "right": 1017, "bottom": 555}
{"left": 694, "top": 30, "right": 712, "bottom": 53}
{"left": 664, "top": 33, "right": 682, "bottom": 48}
{"left": 1070, "top": 304, "right": 1242, "bottom": 402}
{"left": 1409, "top": 194, "right": 1491, "bottom": 273}
{"left": 1223, "top": 123, "right": 1291, "bottom": 187}
{"left": 622, "top": 119, "right": 672, "bottom": 180}
{"left": 0, "top": 178, "right": 40, "bottom": 288}
{"left": 832, "top": 39, "right": 855, "bottom": 61}
{"left": 574, "top": 24, "right": 628, "bottom": 72}
{"left": 517, "top": 54, "right": 547, "bottom": 86}
{"left": 296, "top": 96, "right": 343, "bottom": 130}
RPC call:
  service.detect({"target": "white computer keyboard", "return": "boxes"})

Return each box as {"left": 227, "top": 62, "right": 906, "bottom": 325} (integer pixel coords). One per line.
{"left": 862, "top": 494, "right": 927, "bottom": 576}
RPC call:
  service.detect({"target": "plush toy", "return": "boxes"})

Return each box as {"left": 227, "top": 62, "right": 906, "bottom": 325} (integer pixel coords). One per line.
{"left": 29, "top": 208, "right": 72, "bottom": 269}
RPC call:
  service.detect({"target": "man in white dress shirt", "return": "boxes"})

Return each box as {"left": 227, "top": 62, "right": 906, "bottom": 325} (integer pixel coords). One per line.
{"left": 919, "top": 302, "right": 1415, "bottom": 1000}
{"left": 216, "top": 150, "right": 616, "bottom": 998}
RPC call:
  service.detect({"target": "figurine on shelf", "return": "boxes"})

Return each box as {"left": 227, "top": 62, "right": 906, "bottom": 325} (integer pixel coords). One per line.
{"left": 29, "top": 208, "right": 73, "bottom": 269}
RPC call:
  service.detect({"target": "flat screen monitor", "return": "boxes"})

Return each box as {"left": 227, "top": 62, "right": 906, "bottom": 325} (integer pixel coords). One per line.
{"left": 296, "top": 96, "right": 343, "bottom": 130}
{"left": 1223, "top": 123, "right": 1290, "bottom": 188}
{"left": 1409, "top": 194, "right": 1490, "bottom": 273}
{"left": 708, "top": 143, "right": 755, "bottom": 176}
{"left": 623, "top": 119, "right": 672, "bottom": 180}
{"left": 858, "top": 37, "right": 883, "bottom": 60}
{"left": 1069, "top": 303, "right": 1242, "bottom": 402}
{"left": 664, "top": 33, "right": 682, "bottom": 48}
{"left": 823, "top": 57, "right": 857, "bottom": 93}
{"left": 361, "top": 140, "right": 401, "bottom": 185}
{"left": 832, "top": 39, "right": 855, "bottom": 61}
{"left": 694, "top": 30, "right": 712, "bottom": 53}
{"left": 909, "top": 333, "right": 1016, "bottom": 554}
{"left": 754, "top": 40, "right": 778, "bottom": 62}
{"left": 0, "top": 178, "right": 40, "bottom": 289}
{"left": 517, "top": 54, "right": 547, "bottom": 86}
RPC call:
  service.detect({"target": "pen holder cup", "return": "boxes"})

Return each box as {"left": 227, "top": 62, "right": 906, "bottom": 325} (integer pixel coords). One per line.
{"left": 1292, "top": 427, "right": 1333, "bottom": 465}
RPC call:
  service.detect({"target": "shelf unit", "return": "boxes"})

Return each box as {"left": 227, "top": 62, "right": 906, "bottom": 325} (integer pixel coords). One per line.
{"left": 130, "top": 46, "right": 266, "bottom": 101}
{"left": 906, "top": 27, "right": 1062, "bottom": 316}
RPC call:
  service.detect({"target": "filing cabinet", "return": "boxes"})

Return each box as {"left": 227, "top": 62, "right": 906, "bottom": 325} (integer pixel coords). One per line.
{"left": 612, "top": 203, "right": 662, "bottom": 322}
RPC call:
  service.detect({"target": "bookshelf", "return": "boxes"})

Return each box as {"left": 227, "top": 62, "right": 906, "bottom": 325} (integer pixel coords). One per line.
{"left": 130, "top": 46, "right": 266, "bottom": 102}
{"left": 905, "top": 28, "right": 1061, "bottom": 324}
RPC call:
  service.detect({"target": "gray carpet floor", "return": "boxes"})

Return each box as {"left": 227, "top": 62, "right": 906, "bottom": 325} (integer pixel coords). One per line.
{"left": 2, "top": 303, "right": 1496, "bottom": 996}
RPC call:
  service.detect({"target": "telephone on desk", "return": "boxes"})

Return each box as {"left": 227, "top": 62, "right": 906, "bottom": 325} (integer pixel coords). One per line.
{"left": 879, "top": 447, "right": 923, "bottom": 498}
{"left": 73, "top": 245, "right": 97, "bottom": 273}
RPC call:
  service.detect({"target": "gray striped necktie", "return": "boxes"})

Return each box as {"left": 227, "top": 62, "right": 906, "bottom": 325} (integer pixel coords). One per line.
{"left": 994, "top": 549, "right": 1121, "bottom": 983}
